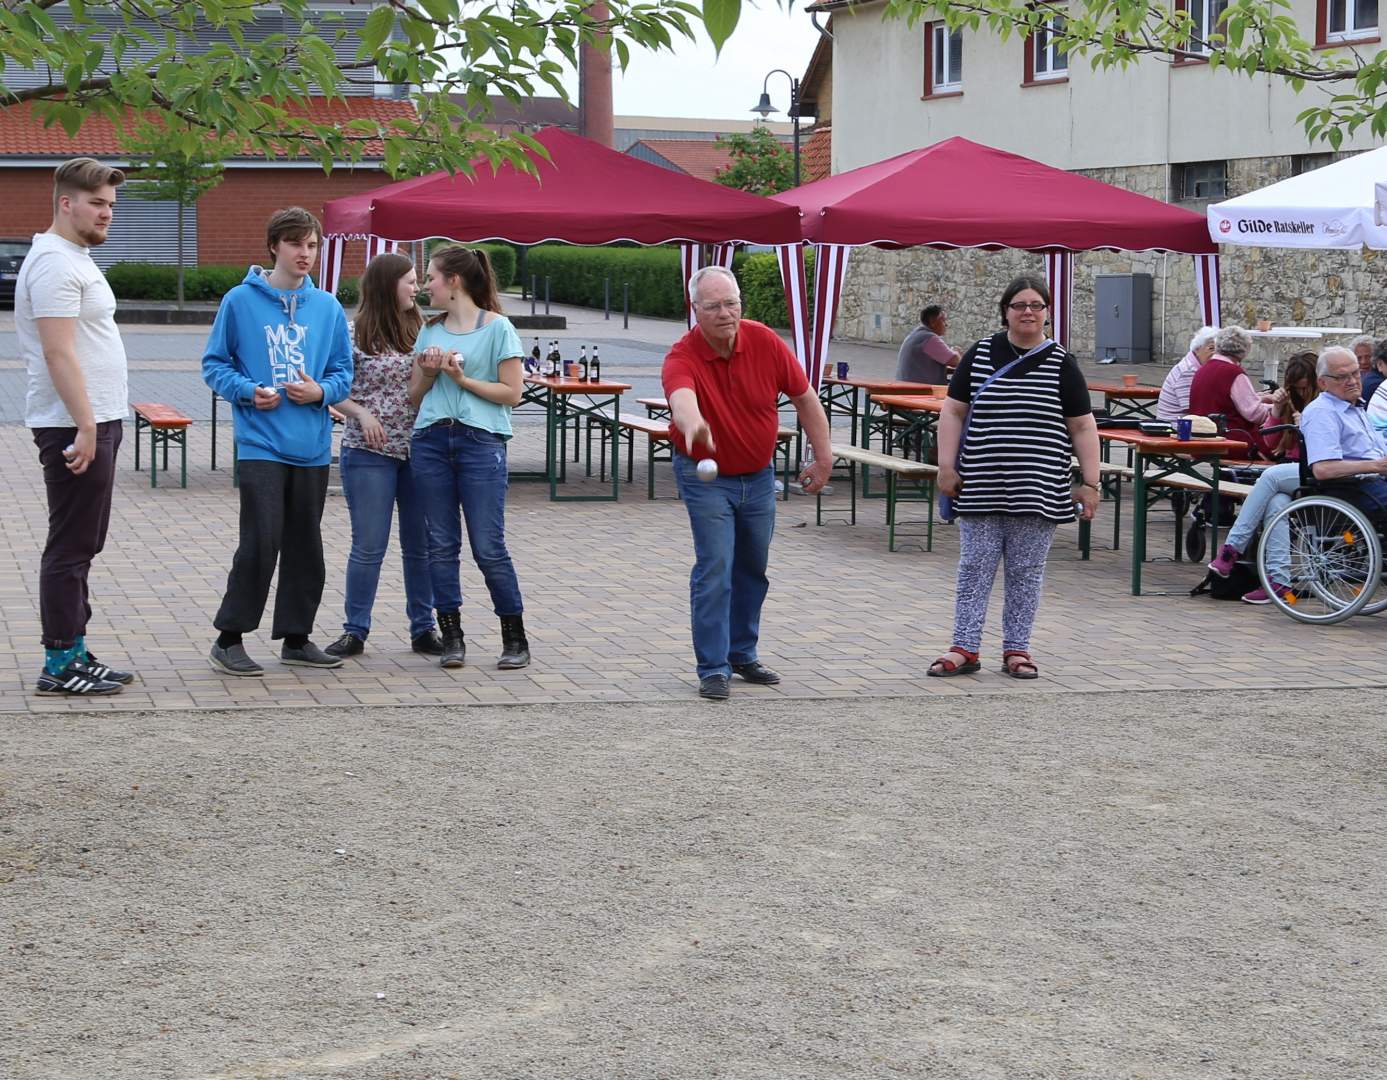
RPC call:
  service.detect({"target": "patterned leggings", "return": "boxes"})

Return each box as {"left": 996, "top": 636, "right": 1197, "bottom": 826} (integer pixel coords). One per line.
{"left": 950, "top": 514, "right": 1058, "bottom": 654}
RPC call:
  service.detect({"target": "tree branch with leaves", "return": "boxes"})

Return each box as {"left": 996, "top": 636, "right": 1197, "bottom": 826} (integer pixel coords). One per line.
{"left": 0, "top": 0, "right": 724, "bottom": 177}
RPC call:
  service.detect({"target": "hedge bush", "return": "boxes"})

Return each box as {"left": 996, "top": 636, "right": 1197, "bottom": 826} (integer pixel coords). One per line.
{"left": 524, "top": 245, "right": 685, "bottom": 319}
{"left": 106, "top": 261, "right": 360, "bottom": 306}
{"left": 423, "top": 240, "right": 517, "bottom": 292}
{"left": 517, "top": 245, "right": 814, "bottom": 328}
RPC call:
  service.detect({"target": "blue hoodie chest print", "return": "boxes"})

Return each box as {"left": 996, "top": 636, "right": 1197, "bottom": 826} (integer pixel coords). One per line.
{"left": 201, "top": 267, "right": 354, "bottom": 467}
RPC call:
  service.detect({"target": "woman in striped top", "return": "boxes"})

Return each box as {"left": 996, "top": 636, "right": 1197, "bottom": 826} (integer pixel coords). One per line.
{"left": 927, "top": 275, "right": 1101, "bottom": 680}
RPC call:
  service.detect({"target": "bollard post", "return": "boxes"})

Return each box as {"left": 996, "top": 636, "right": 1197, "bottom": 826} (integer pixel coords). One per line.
{"left": 623, "top": 282, "right": 630, "bottom": 330}
{"left": 544, "top": 276, "right": 551, "bottom": 315}
{"left": 604, "top": 277, "right": 610, "bottom": 320}
{"left": 530, "top": 274, "right": 537, "bottom": 316}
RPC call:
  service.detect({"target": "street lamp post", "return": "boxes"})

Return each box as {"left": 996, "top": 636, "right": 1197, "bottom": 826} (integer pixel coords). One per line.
{"left": 750, "top": 68, "right": 801, "bottom": 188}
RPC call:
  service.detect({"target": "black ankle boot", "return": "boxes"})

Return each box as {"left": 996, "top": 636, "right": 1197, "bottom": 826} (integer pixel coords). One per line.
{"left": 497, "top": 613, "right": 530, "bottom": 670}
{"left": 437, "top": 611, "right": 465, "bottom": 669}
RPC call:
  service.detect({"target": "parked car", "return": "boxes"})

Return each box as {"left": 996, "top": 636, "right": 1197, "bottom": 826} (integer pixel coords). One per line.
{"left": 0, "top": 237, "right": 32, "bottom": 307}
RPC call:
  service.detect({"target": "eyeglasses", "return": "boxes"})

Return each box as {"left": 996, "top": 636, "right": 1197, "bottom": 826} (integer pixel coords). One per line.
{"left": 697, "top": 299, "right": 743, "bottom": 313}
{"left": 1326, "top": 371, "right": 1361, "bottom": 382}
{"left": 1007, "top": 301, "right": 1048, "bottom": 312}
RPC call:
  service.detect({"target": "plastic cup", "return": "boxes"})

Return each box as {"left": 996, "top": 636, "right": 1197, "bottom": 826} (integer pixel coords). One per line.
{"left": 837, "top": 362, "right": 849, "bottom": 379}
{"left": 1121, "top": 373, "right": 1139, "bottom": 388}
{"left": 1176, "top": 417, "right": 1193, "bottom": 441}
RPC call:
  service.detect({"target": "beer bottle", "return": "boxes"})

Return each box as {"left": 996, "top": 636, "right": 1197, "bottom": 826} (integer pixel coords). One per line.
{"left": 590, "top": 346, "right": 601, "bottom": 383}
{"left": 579, "top": 344, "right": 589, "bottom": 382}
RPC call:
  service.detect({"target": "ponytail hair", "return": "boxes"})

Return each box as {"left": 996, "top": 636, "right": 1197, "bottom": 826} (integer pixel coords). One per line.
{"left": 427, "top": 244, "right": 502, "bottom": 324}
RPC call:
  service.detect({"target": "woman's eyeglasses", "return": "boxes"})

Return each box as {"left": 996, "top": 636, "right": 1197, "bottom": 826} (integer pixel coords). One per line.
{"left": 1007, "top": 301, "right": 1048, "bottom": 312}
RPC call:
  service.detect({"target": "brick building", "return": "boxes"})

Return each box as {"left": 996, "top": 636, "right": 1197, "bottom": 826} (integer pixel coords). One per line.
{"left": 0, "top": 98, "right": 412, "bottom": 280}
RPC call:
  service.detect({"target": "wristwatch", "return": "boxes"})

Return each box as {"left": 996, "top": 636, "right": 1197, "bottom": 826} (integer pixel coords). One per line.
{"left": 1079, "top": 481, "right": 1100, "bottom": 492}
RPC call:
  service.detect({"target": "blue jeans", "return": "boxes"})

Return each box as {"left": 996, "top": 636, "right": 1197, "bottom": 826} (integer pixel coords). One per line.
{"left": 339, "top": 445, "right": 434, "bottom": 640}
{"left": 1225, "top": 461, "right": 1300, "bottom": 581}
{"left": 1348, "top": 475, "right": 1387, "bottom": 519}
{"left": 673, "top": 454, "right": 776, "bottom": 679}
{"left": 410, "top": 422, "right": 523, "bottom": 617}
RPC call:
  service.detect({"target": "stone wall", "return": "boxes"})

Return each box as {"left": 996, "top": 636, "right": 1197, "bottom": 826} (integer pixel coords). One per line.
{"left": 834, "top": 156, "right": 1386, "bottom": 365}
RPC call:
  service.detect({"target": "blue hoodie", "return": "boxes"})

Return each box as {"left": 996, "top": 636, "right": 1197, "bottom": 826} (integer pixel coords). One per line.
{"left": 201, "top": 267, "right": 354, "bottom": 466}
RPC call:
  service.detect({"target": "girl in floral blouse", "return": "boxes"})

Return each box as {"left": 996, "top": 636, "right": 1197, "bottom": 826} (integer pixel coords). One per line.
{"left": 325, "top": 253, "right": 441, "bottom": 659}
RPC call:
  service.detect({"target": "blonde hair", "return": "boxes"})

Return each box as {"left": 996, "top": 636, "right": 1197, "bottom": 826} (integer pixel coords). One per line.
{"left": 53, "top": 157, "right": 124, "bottom": 213}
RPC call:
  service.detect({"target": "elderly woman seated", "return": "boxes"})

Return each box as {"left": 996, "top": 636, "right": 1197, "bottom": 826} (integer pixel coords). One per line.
{"left": 1157, "top": 325, "right": 1218, "bottom": 421}
{"left": 1188, "top": 325, "right": 1278, "bottom": 458}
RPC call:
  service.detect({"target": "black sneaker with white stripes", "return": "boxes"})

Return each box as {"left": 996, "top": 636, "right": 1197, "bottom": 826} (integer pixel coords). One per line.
{"left": 35, "top": 661, "right": 124, "bottom": 696}
{"left": 79, "top": 653, "right": 136, "bottom": 685}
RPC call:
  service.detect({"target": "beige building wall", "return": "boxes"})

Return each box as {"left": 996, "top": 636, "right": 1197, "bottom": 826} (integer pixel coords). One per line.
{"left": 828, "top": 0, "right": 1379, "bottom": 174}
{"left": 823, "top": 2, "right": 1387, "bottom": 362}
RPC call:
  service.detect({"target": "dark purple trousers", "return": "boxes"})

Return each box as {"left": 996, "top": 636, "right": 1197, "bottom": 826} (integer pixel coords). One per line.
{"left": 32, "top": 420, "right": 122, "bottom": 649}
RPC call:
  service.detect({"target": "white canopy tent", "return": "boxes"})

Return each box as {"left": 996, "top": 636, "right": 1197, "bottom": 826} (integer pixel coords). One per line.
{"left": 1207, "top": 145, "right": 1387, "bottom": 250}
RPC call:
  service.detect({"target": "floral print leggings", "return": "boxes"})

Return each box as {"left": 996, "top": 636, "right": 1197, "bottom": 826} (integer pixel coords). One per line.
{"left": 950, "top": 513, "right": 1058, "bottom": 654}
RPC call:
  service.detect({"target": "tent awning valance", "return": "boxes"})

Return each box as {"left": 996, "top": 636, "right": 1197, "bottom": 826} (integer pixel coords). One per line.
{"left": 322, "top": 126, "right": 802, "bottom": 247}
{"left": 772, "top": 136, "right": 1217, "bottom": 255}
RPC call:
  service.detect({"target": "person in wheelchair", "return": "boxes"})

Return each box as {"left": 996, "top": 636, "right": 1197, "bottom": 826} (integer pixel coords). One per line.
{"left": 1298, "top": 347, "right": 1387, "bottom": 523}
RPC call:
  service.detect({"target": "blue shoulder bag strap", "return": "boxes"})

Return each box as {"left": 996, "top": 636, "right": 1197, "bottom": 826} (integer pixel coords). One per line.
{"left": 939, "top": 337, "right": 1055, "bottom": 522}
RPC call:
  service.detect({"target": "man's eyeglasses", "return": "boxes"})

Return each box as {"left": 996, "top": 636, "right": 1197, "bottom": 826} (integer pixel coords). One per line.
{"left": 1326, "top": 371, "right": 1361, "bottom": 382}
{"left": 1007, "top": 301, "right": 1048, "bottom": 312}
{"left": 697, "top": 299, "right": 743, "bottom": 313}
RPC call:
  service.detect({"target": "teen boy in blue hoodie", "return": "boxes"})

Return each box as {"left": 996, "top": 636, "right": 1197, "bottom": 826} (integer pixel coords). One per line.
{"left": 203, "top": 207, "right": 354, "bottom": 676}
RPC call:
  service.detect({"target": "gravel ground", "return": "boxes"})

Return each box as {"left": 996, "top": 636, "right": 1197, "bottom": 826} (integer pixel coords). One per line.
{"left": 2, "top": 689, "right": 1384, "bottom": 1080}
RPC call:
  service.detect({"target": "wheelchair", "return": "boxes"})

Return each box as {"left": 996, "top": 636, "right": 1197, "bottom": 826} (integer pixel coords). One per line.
{"left": 1251, "top": 425, "right": 1387, "bottom": 624}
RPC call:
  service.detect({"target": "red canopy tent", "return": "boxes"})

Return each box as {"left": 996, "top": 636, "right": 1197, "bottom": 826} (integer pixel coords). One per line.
{"left": 770, "top": 137, "right": 1222, "bottom": 385}
{"left": 320, "top": 126, "right": 802, "bottom": 322}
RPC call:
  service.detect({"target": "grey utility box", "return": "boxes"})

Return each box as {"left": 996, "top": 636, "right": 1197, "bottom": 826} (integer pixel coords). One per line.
{"left": 1094, "top": 273, "right": 1153, "bottom": 364}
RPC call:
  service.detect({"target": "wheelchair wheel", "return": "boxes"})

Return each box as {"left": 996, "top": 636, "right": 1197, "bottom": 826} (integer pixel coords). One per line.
{"left": 1260, "top": 495, "right": 1382, "bottom": 624}
{"left": 1185, "top": 518, "right": 1207, "bottom": 564}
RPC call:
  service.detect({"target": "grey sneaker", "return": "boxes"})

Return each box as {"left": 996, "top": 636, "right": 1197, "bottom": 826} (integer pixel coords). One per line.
{"left": 280, "top": 640, "right": 344, "bottom": 669}
{"left": 209, "top": 642, "right": 264, "bottom": 677}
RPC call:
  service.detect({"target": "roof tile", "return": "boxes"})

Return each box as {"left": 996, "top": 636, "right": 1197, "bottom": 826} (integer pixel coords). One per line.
{"left": 0, "top": 97, "right": 418, "bottom": 160}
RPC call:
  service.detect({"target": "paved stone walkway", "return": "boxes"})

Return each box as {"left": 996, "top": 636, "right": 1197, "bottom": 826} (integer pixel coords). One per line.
{"left": 2, "top": 411, "right": 1383, "bottom": 716}
{"left": 3, "top": 303, "right": 1385, "bottom": 714}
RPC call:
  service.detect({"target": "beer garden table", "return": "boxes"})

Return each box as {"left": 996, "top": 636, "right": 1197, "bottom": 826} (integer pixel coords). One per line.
{"left": 521, "top": 374, "right": 633, "bottom": 501}
{"left": 1098, "top": 428, "right": 1249, "bottom": 596}
{"left": 1088, "top": 380, "right": 1162, "bottom": 420}
{"left": 820, "top": 373, "right": 939, "bottom": 449}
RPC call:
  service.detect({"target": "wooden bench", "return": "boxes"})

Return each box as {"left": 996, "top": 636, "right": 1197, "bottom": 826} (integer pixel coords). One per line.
{"left": 131, "top": 402, "right": 193, "bottom": 488}
{"left": 635, "top": 396, "right": 670, "bottom": 419}
{"left": 817, "top": 444, "right": 939, "bottom": 551}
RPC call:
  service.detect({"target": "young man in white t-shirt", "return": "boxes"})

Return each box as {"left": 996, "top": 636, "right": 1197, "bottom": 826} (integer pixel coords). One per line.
{"left": 17, "top": 157, "right": 135, "bottom": 696}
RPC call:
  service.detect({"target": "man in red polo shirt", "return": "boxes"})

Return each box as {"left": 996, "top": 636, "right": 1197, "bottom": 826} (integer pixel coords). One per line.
{"left": 663, "top": 265, "right": 832, "bottom": 700}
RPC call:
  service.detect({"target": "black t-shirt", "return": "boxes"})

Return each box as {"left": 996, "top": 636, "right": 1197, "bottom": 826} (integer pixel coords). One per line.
{"left": 948, "top": 334, "right": 1092, "bottom": 417}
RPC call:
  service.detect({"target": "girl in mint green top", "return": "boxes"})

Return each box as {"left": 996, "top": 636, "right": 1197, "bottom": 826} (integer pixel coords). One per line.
{"left": 412, "top": 315, "right": 524, "bottom": 436}
{"left": 407, "top": 245, "right": 530, "bottom": 672}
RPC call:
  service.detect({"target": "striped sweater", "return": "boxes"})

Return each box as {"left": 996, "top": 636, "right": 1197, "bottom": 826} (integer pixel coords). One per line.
{"left": 951, "top": 334, "right": 1088, "bottom": 522}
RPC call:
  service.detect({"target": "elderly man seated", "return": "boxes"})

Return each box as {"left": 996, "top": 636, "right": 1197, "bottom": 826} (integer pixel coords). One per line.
{"left": 1210, "top": 346, "right": 1387, "bottom": 605}
{"left": 1301, "top": 346, "right": 1387, "bottom": 520}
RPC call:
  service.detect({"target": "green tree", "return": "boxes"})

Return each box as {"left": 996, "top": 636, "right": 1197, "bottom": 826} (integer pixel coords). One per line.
{"left": 714, "top": 127, "right": 795, "bottom": 195}
{"left": 885, "top": 0, "right": 1384, "bottom": 147}
{"left": 119, "top": 120, "right": 230, "bottom": 309}
{"left": 0, "top": 0, "right": 723, "bottom": 177}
